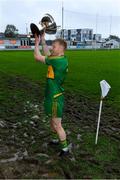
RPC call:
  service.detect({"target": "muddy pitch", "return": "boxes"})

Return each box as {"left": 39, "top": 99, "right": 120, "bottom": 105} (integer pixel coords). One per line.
{"left": 0, "top": 73, "right": 120, "bottom": 179}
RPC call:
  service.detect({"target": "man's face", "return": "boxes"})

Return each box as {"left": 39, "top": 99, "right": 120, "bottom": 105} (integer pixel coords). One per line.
{"left": 52, "top": 42, "right": 64, "bottom": 55}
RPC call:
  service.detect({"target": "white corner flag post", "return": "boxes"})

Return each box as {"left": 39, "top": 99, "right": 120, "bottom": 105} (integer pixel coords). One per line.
{"left": 95, "top": 80, "right": 111, "bottom": 145}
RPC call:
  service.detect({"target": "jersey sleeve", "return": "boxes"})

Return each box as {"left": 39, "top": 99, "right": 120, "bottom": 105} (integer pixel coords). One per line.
{"left": 45, "top": 56, "right": 53, "bottom": 65}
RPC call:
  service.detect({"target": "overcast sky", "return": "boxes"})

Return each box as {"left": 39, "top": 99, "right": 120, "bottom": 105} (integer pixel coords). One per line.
{"left": 0, "top": 0, "right": 120, "bottom": 38}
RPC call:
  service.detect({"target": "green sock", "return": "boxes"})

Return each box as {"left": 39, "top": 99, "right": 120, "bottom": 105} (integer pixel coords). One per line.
{"left": 51, "top": 131, "right": 59, "bottom": 143}
{"left": 60, "top": 139, "right": 68, "bottom": 151}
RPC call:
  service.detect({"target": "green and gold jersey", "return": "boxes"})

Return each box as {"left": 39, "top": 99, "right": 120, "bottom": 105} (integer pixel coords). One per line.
{"left": 45, "top": 55, "right": 68, "bottom": 99}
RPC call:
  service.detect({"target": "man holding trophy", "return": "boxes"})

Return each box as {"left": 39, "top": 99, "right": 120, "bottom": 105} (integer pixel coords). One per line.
{"left": 30, "top": 14, "right": 69, "bottom": 157}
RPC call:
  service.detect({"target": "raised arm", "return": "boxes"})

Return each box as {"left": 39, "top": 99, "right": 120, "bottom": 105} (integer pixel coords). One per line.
{"left": 41, "top": 32, "right": 51, "bottom": 56}
{"left": 34, "top": 34, "right": 45, "bottom": 63}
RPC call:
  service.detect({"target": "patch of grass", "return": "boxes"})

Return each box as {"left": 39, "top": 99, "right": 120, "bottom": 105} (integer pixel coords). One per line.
{"left": 0, "top": 50, "right": 120, "bottom": 108}
{"left": 82, "top": 133, "right": 119, "bottom": 161}
{"left": 71, "top": 132, "right": 120, "bottom": 179}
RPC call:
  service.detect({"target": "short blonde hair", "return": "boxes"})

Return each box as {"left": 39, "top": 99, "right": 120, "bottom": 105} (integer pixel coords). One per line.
{"left": 52, "top": 38, "right": 67, "bottom": 50}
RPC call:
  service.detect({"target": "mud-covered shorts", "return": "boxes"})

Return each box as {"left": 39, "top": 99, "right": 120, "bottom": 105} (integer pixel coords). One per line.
{"left": 44, "top": 94, "right": 64, "bottom": 118}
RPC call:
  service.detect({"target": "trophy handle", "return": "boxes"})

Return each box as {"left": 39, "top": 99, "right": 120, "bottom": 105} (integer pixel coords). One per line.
{"left": 45, "top": 14, "right": 55, "bottom": 22}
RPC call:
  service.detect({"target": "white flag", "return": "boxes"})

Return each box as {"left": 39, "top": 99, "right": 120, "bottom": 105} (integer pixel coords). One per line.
{"left": 100, "top": 80, "right": 111, "bottom": 98}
